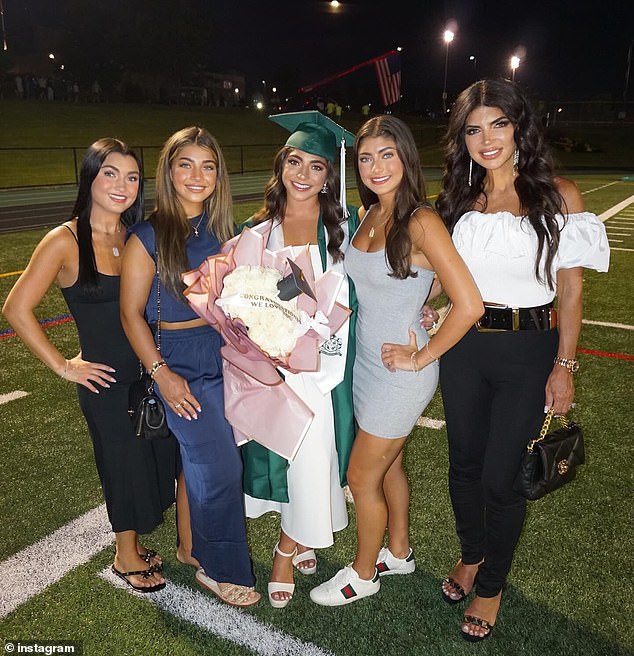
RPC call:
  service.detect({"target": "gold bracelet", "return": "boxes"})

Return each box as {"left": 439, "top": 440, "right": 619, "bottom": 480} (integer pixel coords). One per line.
{"left": 410, "top": 350, "right": 419, "bottom": 373}
{"left": 426, "top": 341, "right": 438, "bottom": 362}
{"left": 149, "top": 360, "right": 167, "bottom": 379}
{"left": 553, "top": 356, "right": 579, "bottom": 374}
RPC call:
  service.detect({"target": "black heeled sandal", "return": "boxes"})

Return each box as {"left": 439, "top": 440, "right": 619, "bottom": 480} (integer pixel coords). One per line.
{"left": 461, "top": 615, "right": 494, "bottom": 642}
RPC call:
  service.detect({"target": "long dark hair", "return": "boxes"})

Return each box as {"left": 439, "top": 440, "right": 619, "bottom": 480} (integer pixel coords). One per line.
{"left": 151, "top": 126, "right": 234, "bottom": 299}
{"left": 73, "top": 138, "right": 144, "bottom": 293}
{"left": 252, "top": 146, "right": 345, "bottom": 262}
{"left": 436, "top": 78, "right": 565, "bottom": 289}
{"left": 354, "top": 115, "right": 428, "bottom": 279}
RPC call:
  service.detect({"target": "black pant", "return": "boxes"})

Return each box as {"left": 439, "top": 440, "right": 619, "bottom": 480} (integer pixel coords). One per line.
{"left": 440, "top": 326, "right": 558, "bottom": 597}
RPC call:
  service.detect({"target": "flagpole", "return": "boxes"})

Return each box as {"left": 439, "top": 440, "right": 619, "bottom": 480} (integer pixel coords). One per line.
{"left": 299, "top": 50, "right": 399, "bottom": 93}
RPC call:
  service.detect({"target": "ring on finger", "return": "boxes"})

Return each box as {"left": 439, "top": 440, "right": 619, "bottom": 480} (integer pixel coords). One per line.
{"left": 174, "top": 402, "right": 182, "bottom": 409}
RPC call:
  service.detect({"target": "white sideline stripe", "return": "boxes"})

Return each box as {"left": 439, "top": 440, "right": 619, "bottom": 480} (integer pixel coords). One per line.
{"left": 582, "top": 319, "right": 634, "bottom": 330}
{"left": 0, "top": 390, "right": 29, "bottom": 405}
{"left": 416, "top": 416, "right": 446, "bottom": 430}
{"left": 608, "top": 239, "right": 624, "bottom": 243}
{"left": 582, "top": 181, "right": 619, "bottom": 194}
{"left": 0, "top": 504, "right": 113, "bottom": 618}
{"left": 611, "top": 247, "right": 634, "bottom": 252}
{"left": 99, "top": 568, "right": 333, "bottom": 656}
{"left": 606, "top": 232, "right": 631, "bottom": 236}
{"left": 599, "top": 194, "right": 634, "bottom": 222}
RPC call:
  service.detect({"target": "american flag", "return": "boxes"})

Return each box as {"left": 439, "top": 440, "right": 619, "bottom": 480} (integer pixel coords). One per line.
{"left": 374, "top": 52, "right": 401, "bottom": 107}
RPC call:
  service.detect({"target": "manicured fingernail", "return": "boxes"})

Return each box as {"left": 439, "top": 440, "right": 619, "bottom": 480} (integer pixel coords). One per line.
{"left": 104, "top": 383, "right": 110, "bottom": 388}
{"left": 543, "top": 405, "right": 549, "bottom": 413}
{"left": 93, "top": 390, "right": 99, "bottom": 394}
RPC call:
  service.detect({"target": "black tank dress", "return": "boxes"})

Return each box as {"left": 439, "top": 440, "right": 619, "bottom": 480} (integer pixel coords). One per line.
{"left": 61, "top": 270, "right": 177, "bottom": 534}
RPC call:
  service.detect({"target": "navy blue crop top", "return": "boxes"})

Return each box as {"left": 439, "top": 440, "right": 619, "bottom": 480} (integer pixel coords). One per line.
{"left": 127, "top": 217, "right": 222, "bottom": 323}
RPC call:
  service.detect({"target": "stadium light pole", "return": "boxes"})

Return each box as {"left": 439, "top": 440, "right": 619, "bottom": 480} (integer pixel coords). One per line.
{"left": 442, "top": 29, "right": 455, "bottom": 114}
{"left": 0, "top": 0, "right": 7, "bottom": 51}
{"left": 511, "top": 56, "right": 520, "bottom": 82}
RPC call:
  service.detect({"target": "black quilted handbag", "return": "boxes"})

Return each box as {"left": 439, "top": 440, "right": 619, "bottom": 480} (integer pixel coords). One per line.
{"left": 128, "top": 372, "right": 172, "bottom": 440}
{"left": 513, "top": 409, "right": 585, "bottom": 500}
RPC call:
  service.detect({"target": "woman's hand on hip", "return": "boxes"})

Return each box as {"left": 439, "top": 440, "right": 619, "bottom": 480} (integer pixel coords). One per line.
{"left": 381, "top": 330, "right": 419, "bottom": 373}
{"left": 544, "top": 365, "right": 575, "bottom": 415}
{"left": 153, "top": 366, "right": 201, "bottom": 420}
{"left": 65, "top": 355, "right": 116, "bottom": 393}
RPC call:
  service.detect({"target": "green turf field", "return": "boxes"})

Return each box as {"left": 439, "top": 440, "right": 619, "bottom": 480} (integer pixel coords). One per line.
{"left": 0, "top": 175, "right": 632, "bottom": 655}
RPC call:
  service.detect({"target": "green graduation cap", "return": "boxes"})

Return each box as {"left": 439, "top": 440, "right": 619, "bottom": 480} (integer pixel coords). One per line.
{"left": 269, "top": 110, "right": 355, "bottom": 163}
{"left": 269, "top": 110, "right": 355, "bottom": 216}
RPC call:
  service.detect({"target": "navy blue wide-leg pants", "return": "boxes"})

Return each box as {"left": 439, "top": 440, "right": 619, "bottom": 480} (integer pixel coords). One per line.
{"left": 158, "top": 325, "right": 255, "bottom": 587}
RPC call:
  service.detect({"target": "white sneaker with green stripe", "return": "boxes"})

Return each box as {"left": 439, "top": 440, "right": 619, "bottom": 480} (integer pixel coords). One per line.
{"left": 310, "top": 565, "right": 380, "bottom": 606}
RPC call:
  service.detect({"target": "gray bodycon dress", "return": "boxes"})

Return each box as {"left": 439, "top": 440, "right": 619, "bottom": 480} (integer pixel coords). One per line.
{"left": 344, "top": 241, "right": 439, "bottom": 438}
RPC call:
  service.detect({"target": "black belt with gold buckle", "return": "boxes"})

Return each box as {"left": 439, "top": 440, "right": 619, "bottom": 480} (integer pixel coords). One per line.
{"left": 475, "top": 302, "right": 556, "bottom": 332}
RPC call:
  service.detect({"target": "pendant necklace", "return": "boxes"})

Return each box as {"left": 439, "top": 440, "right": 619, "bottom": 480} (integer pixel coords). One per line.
{"left": 192, "top": 213, "right": 206, "bottom": 237}
{"left": 93, "top": 221, "right": 122, "bottom": 257}
{"left": 112, "top": 222, "right": 123, "bottom": 257}
{"left": 368, "top": 215, "right": 390, "bottom": 238}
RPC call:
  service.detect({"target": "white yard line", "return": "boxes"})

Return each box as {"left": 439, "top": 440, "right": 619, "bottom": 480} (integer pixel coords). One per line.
{"left": 599, "top": 194, "right": 634, "bottom": 222}
{"left": 0, "top": 390, "right": 28, "bottom": 405}
{"left": 581, "top": 181, "right": 619, "bottom": 195}
{"left": 0, "top": 504, "right": 112, "bottom": 618}
{"left": 611, "top": 247, "right": 634, "bottom": 252}
{"left": 99, "top": 568, "right": 334, "bottom": 656}
{"left": 582, "top": 319, "right": 634, "bottom": 330}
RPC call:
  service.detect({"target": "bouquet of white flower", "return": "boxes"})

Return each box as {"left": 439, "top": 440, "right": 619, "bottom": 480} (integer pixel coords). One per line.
{"left": 218, "top": 264, "right": 300, "bottom": 358}
{"left": 182, "top": 226, "right": 350, "bottom": 460}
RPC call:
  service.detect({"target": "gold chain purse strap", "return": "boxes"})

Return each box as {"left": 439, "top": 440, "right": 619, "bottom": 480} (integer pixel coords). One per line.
{"left": 149, "top": 261, "right": 162, "bottom": 393}
{"left": 526, "top": 408, "right": 571, "bottom": 453}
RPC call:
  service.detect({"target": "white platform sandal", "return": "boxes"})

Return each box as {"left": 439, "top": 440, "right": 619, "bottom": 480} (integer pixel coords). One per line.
{"left": 292, "top": 548, "right": 317, "bottom": 575}
{"left": 268, "top": 543, "right": 297, "bottom": 609}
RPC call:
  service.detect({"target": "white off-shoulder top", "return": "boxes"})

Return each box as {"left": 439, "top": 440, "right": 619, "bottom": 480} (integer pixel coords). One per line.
{"left": 452, "top": 211, "right": 610, "bottom": 306}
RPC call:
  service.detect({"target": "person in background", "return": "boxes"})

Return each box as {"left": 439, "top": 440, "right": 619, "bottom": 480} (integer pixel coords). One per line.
{"left": 426, "top": 78, "right": 609, "bottom": 641}
{"left": 3, "top": 138, "right": 177, "bottom": 593}
{"left": 241, "top": 111, "right": 358, "bottom": 608}
{"left": 310, "top": 115, "right": 483, "bottom": 607}
{"left": 120, "top": 126, "right": 260, "bottom": 607}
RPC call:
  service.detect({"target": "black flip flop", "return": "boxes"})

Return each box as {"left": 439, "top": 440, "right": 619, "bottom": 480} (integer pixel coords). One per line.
{"left": 139, "top": 548, "right": 163, "bottom": 571}
{"left": 111, "top": 564, "right": 166, "bottom": 593}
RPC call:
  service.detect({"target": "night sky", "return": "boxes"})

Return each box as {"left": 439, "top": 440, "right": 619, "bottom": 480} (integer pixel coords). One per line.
{"left": 4, "top": 0, "right": 633, "bottom": 109}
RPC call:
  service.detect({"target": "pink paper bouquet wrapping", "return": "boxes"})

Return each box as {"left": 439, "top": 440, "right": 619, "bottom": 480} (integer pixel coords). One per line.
{"left": 182, "top": 226, "right": 350, "bottom": 461}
